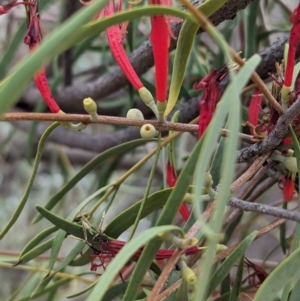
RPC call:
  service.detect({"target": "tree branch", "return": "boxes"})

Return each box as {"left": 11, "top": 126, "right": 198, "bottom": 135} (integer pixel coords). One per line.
{"left": 229, "top": 197, "right": 300, "bottom": 223}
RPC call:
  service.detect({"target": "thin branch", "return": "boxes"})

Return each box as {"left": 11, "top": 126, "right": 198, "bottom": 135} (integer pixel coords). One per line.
{"left": 230, "top": 153, "right": 271, "bottom": 193}
{"left": 3, "top": 112, "right": 253, "bottom": 141}
{"left": 224, "top": 159, "right": 276, "bottom": 227}
{"left": 237, "top": 98, "right": 300, "bottom": 162}
{"left": 229, "top": 198, "right": 300, "bottom": 223}
{"left": 236, "top": 160, "right": 276, "bottom": 200}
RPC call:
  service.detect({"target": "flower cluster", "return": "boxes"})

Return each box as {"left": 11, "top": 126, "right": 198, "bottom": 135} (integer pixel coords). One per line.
{"left": 85, "top": 235, "right": 199, "bottom": 275}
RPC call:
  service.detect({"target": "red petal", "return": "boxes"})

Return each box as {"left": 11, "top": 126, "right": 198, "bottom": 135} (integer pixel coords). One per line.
{"left": 105, "top": 2, "right": 143, "bottom": 91}
{"left": 248, "top": 88, "right": 263, "bottom": 135}
{"left": 150, "top": 15, "right": 169, "bottom": 102}
{"left": 284, "top": 3, "right": 300, "bottom": 87}
{"left": 283, "top": 177, "right": 295, "bottom": 202}
{"left": 166, "top": 162, "right": 176, "bottom": 187}
{"left": 179, "top": 204, "right": 190, "bottom": 222}
{"left": 166, "top": 162, "right": 190, "bottom": 221}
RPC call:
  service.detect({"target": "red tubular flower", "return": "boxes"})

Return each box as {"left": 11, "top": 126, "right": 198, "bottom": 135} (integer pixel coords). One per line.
{"left": 23, "top": 1, "right": 61, "bottom": 113}
{"left": 167, "top": 162, "right": 190, "bottom": 221}
{"left": 194, "top": 68, "right": 228, "bottom": 139}
{"left": 85, "top": 237, "right": 199, "bottom": 272}
{"left": 282, "top": 175, "right": 295, "bottom": 202}
{"left": 248, "top": 88, "right": 263, "bottom": 136}
{"left": 149, "top": 0, "right": 169, "bottom": 103}
{"left": 104, "top": 1, "right": 144, "bottom": 91}
{"left": 284, "top": 3, "right": 300, "bottom": 88}
{"left": 279, "top": 174, "right": 295, "bottom": 202}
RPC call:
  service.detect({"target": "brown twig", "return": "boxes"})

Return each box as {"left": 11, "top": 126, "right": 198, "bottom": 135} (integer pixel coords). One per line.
{"left": 229, "top": 198, "right": 300, "bottom": 222}
{"left": 2, "top": 112, "right": 254, "bottom": 143}
{"left": 230, "top": 153, "right": 271, "bottom": 193}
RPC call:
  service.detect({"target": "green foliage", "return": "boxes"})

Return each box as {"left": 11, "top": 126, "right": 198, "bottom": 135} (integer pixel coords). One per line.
{"left": 0, "top": 1, "right": 298, "bottom": 300}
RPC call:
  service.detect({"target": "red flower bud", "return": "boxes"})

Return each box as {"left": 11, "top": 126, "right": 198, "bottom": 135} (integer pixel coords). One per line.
{"left": 284, "top": 3, "right": 300, "bottom": 88}
{"left": 166, "top": 162, "right": 190, "bottom": 221}
{"left": 283, "top": 176, "right": 295, "bottom": 202}
{"left": 248, "top": 88, "right": 263, "bottom": 135}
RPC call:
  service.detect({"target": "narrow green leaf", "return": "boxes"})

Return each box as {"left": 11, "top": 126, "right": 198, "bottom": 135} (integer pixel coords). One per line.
{"left": 280, "top": 202, "right": 287, "bottom": 254}
{"left": 174, "top": 279, "right": 188, "bottom": 301}
{"left": 194, "top": 55, "right": 261, "bottom": 301}
{"left": 243, "top": 0, "right": 259, "bottom": 58}
{"left": 207, "top": 231, "right": 257, "bottom": 296}
{"left": 18, "top": 238, "right": 53, "bottom": 264}
{"left": 14, "top": 272, "right": 92, "bottom": 301}
{"left": 33, "top": 139, "right": 150, "bottom": 223}
{"left": 0, "top": 22, "right": 27, "bottom": 80}
{"left": 19, "top": 226, "right": 58, "bottom": 259}
{"left": 290, "top": 278, "right": 300, "bottom": 301}
{"left": 0, "top": 123, "right": 59, "bottom": 239}
{"left": 220, "top": 273, "right": 231, "bottom": 296}
{"left": 105, "top": 188, "right": 172, "bottom": 238}
{"left": 165, "top": 0, "right": 228, "bottom": 117}
{"left": 129, "top": 136, "right": 162, "bottom": 239}
{"left": 254, "top": 247, "right": 300, "bottom": 301}
{"left": 101, "top": 282, "right": 129, "bottom": 301}
{"left": 228, "top": 255, "right": 244, "bottom": 301}
{"left": 67, "top": 281, "right": 97, "bottom": 298}
{"left": 32, "top": 241, "right": 86, "bottom": 295}
{"left": 210, "top": 137, "right": 226, "bottom": 188}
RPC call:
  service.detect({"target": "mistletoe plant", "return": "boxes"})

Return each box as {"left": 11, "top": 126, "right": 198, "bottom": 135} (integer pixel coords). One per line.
{"left": 1, "top": 0, "right": 300, "bottom": 301}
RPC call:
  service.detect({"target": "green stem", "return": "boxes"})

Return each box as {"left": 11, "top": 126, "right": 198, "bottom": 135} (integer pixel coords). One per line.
{"left": 0, "top": 122, "right": 59, "bottom": 239}
{"left": 129, "top": 135, "right": 162, "bottom": 240}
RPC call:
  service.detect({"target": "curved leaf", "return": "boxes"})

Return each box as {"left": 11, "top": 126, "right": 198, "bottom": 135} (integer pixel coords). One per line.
{"left": 254, "top": 247, "right": 300, "bottom": 301}
{"left": 105, "top": 188, "right": 172, "bottom": 238}
{"left": 33, "top": 139, "right": 150, "bottom": 223}
{"left": 207, "top": 231, "right": 258, "bottom": 296}
{"left": 0, "top": 123, "right": 59, "bottom": 239}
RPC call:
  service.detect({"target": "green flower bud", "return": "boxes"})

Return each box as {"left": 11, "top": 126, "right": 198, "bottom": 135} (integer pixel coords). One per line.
{"left": 138, "top": 87, "right": 158, "bottom": 117}
{"left": 83, "top": 97, "right": 98, "bottom": 122}
{"left": 126, "top": 108, "right": 144, "bottom": 120}
{"left": 140, "top": 124, "right": 157, "bottom": 139}
{"left": 178, "top": 258, "right": 197, "bottom": 284}
{"left": 83, "top": 97, "right": 97, "bottom": 114}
